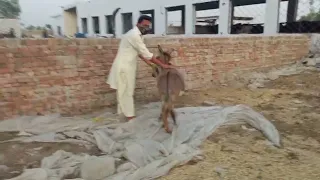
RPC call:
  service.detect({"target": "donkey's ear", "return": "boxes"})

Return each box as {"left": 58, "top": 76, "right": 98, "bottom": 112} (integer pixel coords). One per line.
{"left": 158, "top": 44, "right": 164, "bottom": 54}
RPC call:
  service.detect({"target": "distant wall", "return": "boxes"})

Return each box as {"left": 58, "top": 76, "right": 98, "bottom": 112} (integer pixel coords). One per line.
{"left": 21, "top": 30, "right": 54, "bottom": 38}
{"left": 0, "top": 19, "right": 21, "bottom": 38}
{"left": 0, "top": 34, "right": 310, "bottom": 119}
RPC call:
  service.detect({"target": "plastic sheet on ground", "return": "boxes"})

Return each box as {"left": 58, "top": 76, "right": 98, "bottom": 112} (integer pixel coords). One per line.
{"left": 0, "top": 102, "right": 281, "bottom": 180}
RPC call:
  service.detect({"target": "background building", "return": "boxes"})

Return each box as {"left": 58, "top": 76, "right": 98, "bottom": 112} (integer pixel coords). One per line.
{"left": 50, "top": 0, "right": 318, "bottom": 37}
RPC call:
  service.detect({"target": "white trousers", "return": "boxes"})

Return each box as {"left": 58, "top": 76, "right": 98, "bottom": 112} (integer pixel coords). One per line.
{"left": 116, "top": 71, "right": 135, "bottom": 117}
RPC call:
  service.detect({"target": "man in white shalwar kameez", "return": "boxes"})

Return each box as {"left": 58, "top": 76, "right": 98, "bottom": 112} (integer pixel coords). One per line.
{"left": 107, "top": 15, "right": 172, "bottom": 121}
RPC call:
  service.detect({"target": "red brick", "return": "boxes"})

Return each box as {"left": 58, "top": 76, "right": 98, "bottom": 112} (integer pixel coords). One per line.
{"left": 0, "top": 35, "right": 310, "bottom": 120}
{"left": 0, "top": 68, "right": 13, "bottom": 74}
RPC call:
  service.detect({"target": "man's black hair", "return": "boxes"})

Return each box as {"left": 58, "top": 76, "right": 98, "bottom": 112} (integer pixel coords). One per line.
{"left": 137, "top": 15, "right": 152, "bottom": 23}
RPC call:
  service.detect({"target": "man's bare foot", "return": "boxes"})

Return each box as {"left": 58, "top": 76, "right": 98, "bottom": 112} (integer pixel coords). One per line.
{"left": 127, "top": 116, "right": 136, "bottom": 121}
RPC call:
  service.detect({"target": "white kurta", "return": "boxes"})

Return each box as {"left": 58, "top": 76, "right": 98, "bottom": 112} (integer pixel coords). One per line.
{"left": 107, "top": 26, "right": 153, "bottom": 117}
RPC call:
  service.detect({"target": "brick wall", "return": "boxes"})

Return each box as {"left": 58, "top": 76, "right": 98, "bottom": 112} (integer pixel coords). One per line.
{"left": 0, "top": 35, "right": 310, "bottom": 119}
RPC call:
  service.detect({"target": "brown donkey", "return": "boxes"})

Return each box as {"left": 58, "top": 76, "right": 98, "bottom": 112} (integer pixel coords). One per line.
{"left": 151, "top": 45, "right": 185, "bottom": 133}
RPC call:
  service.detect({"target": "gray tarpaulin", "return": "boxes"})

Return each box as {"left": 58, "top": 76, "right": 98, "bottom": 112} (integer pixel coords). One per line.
{"left": 0, "top": 102, "right": 281, "bottom": 180}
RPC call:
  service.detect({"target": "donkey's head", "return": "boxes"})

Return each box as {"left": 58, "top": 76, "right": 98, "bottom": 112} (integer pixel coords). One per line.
{"left": 157, "top": 45, "right": 174, "bottom": 64}
{"left": 151, "top": 45, "right": 174, "bottom": 77}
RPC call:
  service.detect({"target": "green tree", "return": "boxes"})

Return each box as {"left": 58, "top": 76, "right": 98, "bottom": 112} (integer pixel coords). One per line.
{"left": 299, "top": 8, "right": 320, "bottom": 21}
{"left": 0, "top": 0, "right": 21, "bottom": 19}
{"left": 26, "top": 25, "right": 35, "bottom": 30}
{"left": 36, "top": 26, "right": 43, "bottom": 30}
{"left": 45, "top": 24, "right": 52, "bottom": 30}
{"left": 299, "top": 0, "right": 320, "bottom": 21}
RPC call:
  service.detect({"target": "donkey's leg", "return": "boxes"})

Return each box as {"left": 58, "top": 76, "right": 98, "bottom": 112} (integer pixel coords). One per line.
{"left": 160, "top": 103, "right": 165, "bottom": 127}
{"left": 168, "top": 101, "right": 176, "bottom": 125}
{"left": 162, "top": 102, "right": 171, "bottom": 133}
{"left": 159, "top": 95, "right": 166, "bottom": 122}
{"left": 163, "top": 111, "right": 171, "bottom": 133}
{"left": 169, "top": 94, "right": 177, "bottom": 125}
{"left": 159, "top": 109, "right": 162, "bottom": 122}
{"left": 170, "top": 109, "right": 177, "bottom": 125}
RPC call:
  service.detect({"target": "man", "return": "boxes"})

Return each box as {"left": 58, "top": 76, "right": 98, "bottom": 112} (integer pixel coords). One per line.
{"left": 107, "top": 15, "right": 173, "bottom": 121}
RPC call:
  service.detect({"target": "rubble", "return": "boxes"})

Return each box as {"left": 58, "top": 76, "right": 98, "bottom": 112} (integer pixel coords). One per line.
{"left": 244, "top": 53, "right": 320, "bottom": 90}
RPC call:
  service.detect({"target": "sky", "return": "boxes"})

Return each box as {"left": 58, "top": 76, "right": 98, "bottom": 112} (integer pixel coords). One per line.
{"left": 19, "top": 0, "right": 319, "bottom": 27}
{"left": 19, "top": 0, "right": 76, "bottom": 26}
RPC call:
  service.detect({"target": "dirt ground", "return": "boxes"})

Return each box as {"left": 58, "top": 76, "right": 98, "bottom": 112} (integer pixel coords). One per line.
{"left": 160, "top": 69, "right": 320, "bottom": 180}
{"left": 1, "top": 69, "right": 320, "bottom": 180}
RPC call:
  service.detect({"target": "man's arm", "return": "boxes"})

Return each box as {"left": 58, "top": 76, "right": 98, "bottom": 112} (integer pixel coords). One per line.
{"left": 138, "top": 55, "right": 152, "bottom": 65}
{"left": 127, "top": 34, "right": 170, "bottom": 68}
{"left": 138, "top": 55, "right": 174, "bottom": 69}
{"left": 127, "top": 34, "right": 153, "bottom": 60}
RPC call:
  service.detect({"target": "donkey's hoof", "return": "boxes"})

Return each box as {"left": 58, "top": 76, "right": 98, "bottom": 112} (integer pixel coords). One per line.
{"left": 173, "top": 118, "right": 177, "bottom": 125}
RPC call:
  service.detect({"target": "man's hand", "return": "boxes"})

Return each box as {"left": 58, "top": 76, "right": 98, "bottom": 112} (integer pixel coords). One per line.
{"left": 151, "top": 57, "right": 177, "bottom": 69}
{"left": 162, "top": 64, "right": 176, "bottom": 69}
{"left": 139, "top": 54, "right": 177, "bottom": 69}
{"left": 139, "top": 55, "right": 153, "bottom": 66}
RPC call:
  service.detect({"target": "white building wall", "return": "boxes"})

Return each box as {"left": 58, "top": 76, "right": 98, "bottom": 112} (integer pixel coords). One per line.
{"left": 51, "top": 15, "right": 64, "bottom": 36}
{"left": 52, "top": 0, "right": 283, "bottom": 37}
{"left": 75, "top": 0, "right": 210, "bottom": 37}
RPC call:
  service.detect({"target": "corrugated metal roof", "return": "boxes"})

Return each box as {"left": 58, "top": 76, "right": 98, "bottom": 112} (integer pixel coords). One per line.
{"left": 197, "top": 16, "right": 254, "bottom": 21}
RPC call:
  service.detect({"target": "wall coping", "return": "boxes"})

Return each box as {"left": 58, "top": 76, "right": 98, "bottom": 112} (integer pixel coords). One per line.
{"left": 0, "top": 34, "right": 309, "bottom": 48}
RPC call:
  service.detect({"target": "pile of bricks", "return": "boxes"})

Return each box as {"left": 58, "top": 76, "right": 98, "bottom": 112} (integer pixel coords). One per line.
{"left": 0, "top": 34, "right": 310, "bottom": 119}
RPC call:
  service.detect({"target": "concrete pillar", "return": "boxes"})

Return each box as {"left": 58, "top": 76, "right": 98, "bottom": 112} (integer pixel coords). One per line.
{"left": 156, "top": 6, "right": 166, "bottom": 35}
{"left": 77, "top": 17, "right": 82, "bottom": 34}
{"left": 264, "top": 0, "right": 280, "bottom": 35}
{"left": 87, "top": 16, "right": 93, "bottom": 36}
{"left": 185, "top": 4, "right": 196, "bottom": 35}
{"left": 287, "top": 0, "right": 298, "bottom": 22}
{"left": 230, "top": 3, "right": 234, "bottom": 28}
{"left": 100, "top": 15, "right": 106, "bottom": 35}
{"left": 219, "top": 0, "right": 233, "bottom": 35}
{"left": 132, "top": 11, "right": 140, "bottom": 27}
{"left": 63, "top": 11, "right": 69, "bottom": 36}
{"left": 115, "top": 9, "right": 123, "bottom": 38}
